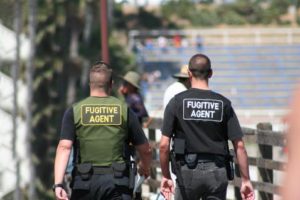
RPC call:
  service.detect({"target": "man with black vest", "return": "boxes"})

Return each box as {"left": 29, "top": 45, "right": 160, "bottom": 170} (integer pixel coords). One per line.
{"left": 159, "top": 54, "right": 254, "bottom": 200}
{"left": 53, "top": 61, "right": 151, "bottom": 200}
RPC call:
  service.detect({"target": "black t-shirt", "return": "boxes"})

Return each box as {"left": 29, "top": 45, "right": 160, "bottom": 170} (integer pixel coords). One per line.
{"left": 60, "top": 107, "right": 148, "bottom": 146}
{"left": 161, "top": 88, "right": 243, "bottom": 155}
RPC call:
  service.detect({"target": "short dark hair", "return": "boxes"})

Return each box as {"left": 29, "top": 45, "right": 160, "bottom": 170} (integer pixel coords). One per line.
{"left": 89, "top": 61, "right": 112, "bottom": 91}
{"left": 188, "top": 54, "right": 212, "bottom": 80}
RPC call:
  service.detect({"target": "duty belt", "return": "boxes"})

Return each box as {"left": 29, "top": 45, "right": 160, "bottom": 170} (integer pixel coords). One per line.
{"left": 196, "top": 153, "right": 225, "bottom": 162}
{"left": 178, "top": 153, "right": 226, "bottom": 166}
{"left": 74, "top": 166, "right": 114, "bottom": 175}
{"left": 92, "top": 166, "right": 114, "bottom": 174}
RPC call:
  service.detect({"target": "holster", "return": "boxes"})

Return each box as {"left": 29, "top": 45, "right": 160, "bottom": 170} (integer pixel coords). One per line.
{"left": 184, "top": 154, "right": 198, "bottom": 169}
{"left": 170, "top": 151, "right": 189, "bottom": 200}
{"left": 128, "top": 161, "right": 137, "bottom": 189}
{"left": 226, "top": 149, "right": 235, "bottom": 180}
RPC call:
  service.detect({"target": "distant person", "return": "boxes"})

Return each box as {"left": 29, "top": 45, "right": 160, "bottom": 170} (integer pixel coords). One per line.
{"left": 53, "top": 61, "right": 151, "bottom": 200}
{"left": 163, "top": 65, "right": 190, "bottom": 108}
{"left": 119, "top": 71, "right": 149, "bottom": 200}
{"left": 173, "top": 34, "right": 182, "bottom": 48}
{"left": 157, "top": 35, "right": 168, "bottom": 53}
{"left": 132, "top": 40, "right": 144, "bottom": 54}
{"left": 181, "top": 38, "right": 189, "bottom": 49}
{"left": 140, "top": 72, "right": 149, "bottom": 99}
{"left": 145, "top": 38, "right": 154, "bottom": 50}
{"left": 160, "top": 54, "right": 254, "bottom": 200}
{"left": 282, "top": 85, "right": 300, "bottom": 200}
{"left": 119, "top": 71, "right": 148, "bottom": 123}
{"left": 195, "top": 35, "right": 203, "bottom": 51}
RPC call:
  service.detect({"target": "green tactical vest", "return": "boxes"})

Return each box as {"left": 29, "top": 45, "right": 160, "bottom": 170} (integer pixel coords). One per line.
{"left": 73, "top": 96, "right": 128, "bottom": 166}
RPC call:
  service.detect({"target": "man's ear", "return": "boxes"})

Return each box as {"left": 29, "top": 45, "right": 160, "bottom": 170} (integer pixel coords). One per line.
{"left": 109, "top": 79, "right": 113, "bottom": 90}
{"left": 188, "top": 70, "right": 192, "bottom": 78}
{"left": 208, "top": 69, "right": 213, "bottom": 79}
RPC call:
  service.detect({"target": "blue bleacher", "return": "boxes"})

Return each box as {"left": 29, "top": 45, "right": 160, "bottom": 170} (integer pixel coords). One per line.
{"left": 138, "top": 44, "right": 300, "bottom": 110}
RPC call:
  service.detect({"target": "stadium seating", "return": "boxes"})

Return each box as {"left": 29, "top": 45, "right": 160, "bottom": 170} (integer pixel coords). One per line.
{"left": 139, "top": 44, "right": 300, "bottom": 113}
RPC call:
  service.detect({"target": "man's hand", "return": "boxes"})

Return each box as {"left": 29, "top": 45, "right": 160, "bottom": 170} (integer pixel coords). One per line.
{"left": 136, "top": 143, "right": 152, "bottom": 178}
{"left": 160, "top": 177, "right": 174, "bottom": 200}
{"left": 54, "top": 139, "right": 72, "bottom": 199}
{"left": 240, "top": 180, "right": 255, "bottom": 200}
{"left": 233, "top": 139, "right": 254, "bottom": 200}
{"left": 55, "top": 187, "right": 69, "bottom": 200}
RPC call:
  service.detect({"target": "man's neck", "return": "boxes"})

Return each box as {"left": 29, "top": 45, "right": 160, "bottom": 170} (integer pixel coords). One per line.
{"left": 90, "top": 90, "right": 109, "bottom": 97}
{"left": 191, "top": 79, "right": 210, "bottom": 90}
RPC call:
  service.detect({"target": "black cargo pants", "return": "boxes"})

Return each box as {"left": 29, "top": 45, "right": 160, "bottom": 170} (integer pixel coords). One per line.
{"left": 71, "top": 174, "right": 131, "bottom": 200}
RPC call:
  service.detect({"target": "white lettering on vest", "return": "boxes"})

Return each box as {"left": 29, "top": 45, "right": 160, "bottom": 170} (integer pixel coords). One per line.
{"left": 183, "top": 98, "right": 223, "bottom": 122}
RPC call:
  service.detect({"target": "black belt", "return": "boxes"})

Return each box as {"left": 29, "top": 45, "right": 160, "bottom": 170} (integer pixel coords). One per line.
{"left": 74, "top": 166, "right": 113, "bottom": 175}
{"left": 93, "top": 166, "right": 113, "bottom": 174}
{"left": 177, "top": 153, "right": 226, "bottom": 164}
{"left": 196, "top": 153, "right": 225, "bottom": 162}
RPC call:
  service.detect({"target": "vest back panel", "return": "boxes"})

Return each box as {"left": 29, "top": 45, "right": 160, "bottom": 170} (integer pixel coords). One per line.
{"left": 73, "top": 96, "right": 128, "bottom": 166}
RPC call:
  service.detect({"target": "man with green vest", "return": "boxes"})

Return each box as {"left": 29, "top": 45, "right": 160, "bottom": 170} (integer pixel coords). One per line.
{"left": 53, "top": 61, "right": 152, "bottom": 200}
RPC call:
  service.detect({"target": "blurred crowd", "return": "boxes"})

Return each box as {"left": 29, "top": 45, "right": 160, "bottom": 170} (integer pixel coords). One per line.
{"left": 132, "top": 34, "right": 203, "bottom": 53}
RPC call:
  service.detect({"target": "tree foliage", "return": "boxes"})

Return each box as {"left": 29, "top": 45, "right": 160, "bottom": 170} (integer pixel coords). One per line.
{"left": 162, "top": 0, "right": 196, "bottom": 19}
{"left": 161, "top": 0, "right": 300, "bottom": 26}
{"left": 113, "top": 4, "right": 176, "bottom": 30}
{"left": 0, "top": 0, "right": 14, "bottom": 28}
{"left": 0, "top": 0, "right": 135, "bottom": 199}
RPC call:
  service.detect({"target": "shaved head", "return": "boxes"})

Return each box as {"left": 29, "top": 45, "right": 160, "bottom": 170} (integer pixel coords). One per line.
{"left": 188, "top": 54, "right": 212, "bottom": 80}
{"left": 89, "top": 61, "right": 112, "bottom": 92}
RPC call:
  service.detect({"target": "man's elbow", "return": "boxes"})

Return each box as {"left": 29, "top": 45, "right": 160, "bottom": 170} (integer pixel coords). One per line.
{"left": 159, "top": 143, "right": 169, "bottom": 154}
{"left": 57, "top": 140, "right": 72, "bottom": 152}
{"left": 159, "top": 135, "right": 170, "bottom": 154}
{"left": 138, "top": 143, "right": 152, "bottom": 158}
{"left": 233, "top": 139, "right": 246, "bottom": 150}
{"left": 144, "top": 144, "right": 152, "bottom": 158}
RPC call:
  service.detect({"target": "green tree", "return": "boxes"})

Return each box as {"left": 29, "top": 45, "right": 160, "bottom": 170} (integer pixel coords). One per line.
{"left": 190, "top": 9, "right": 219, "bottom": 26}
{"left": 0, "top": 0, "right": 136, "bottom": 199}
{"left": 161, "top": 0, "right": 196, "bottom": 22}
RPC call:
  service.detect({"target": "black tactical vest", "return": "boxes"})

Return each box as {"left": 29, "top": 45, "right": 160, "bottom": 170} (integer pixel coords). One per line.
{"left": 173, "top": 88, "right": 231, "bottom": 156}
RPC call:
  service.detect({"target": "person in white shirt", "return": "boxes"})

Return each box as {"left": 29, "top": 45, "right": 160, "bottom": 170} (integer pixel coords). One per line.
{"left": 163, "top": 65, "right": 190, "bottom": 108}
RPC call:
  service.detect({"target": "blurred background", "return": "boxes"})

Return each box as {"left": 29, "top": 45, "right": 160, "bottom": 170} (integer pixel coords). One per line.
{"left": 1, "top": 0, "right": 300, "bottom": 199}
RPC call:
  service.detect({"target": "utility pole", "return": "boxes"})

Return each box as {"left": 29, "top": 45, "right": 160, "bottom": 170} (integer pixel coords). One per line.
{"left": 12, "top": 0, "right": 21, "bottom": 199}
{"left": 82, "top": 0, "right": 93, "bottom": 95}
{"left": 27, "top": 0, "right": 37, "bottom": 199}
{"left": 100, "top": 0, "right": 109, "bottom": 63}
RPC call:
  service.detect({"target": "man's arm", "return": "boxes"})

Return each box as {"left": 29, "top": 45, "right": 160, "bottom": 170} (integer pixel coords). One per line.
{"left": 159, "top": 135, "right": 174, "bottom": 200}
{"left": 159, "top": 99, "right": 176, "bottom": 199}
{"left": 135, "top": 142, "right": 152, "bottom": 178}
{"left": 232, "top": 138, "right": 255, "bottom": 200}
{"left": 283, "top": 86, "right": 300, "bottom": 200}
{"left": 54, "top": 139, "right": 72, "bottom": 200}
{"left": 127, "top": 108, "right": 151, "bottom": 177}
{"left": 160, "top": 135, "right": 171, "bottom": 179}
{"left": 160, "top": 99, "right": 176, "bottom": 179}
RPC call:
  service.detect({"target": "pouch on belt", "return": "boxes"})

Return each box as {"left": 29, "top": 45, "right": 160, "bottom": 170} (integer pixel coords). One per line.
{"left": 184, "top": 154, "right": 198, "bottom": 169}
{"left": 72, "top": 163, "right": 93, "bottom": 190}
{"left": 112, "top": 162, "right": 129, "bottom": 186}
